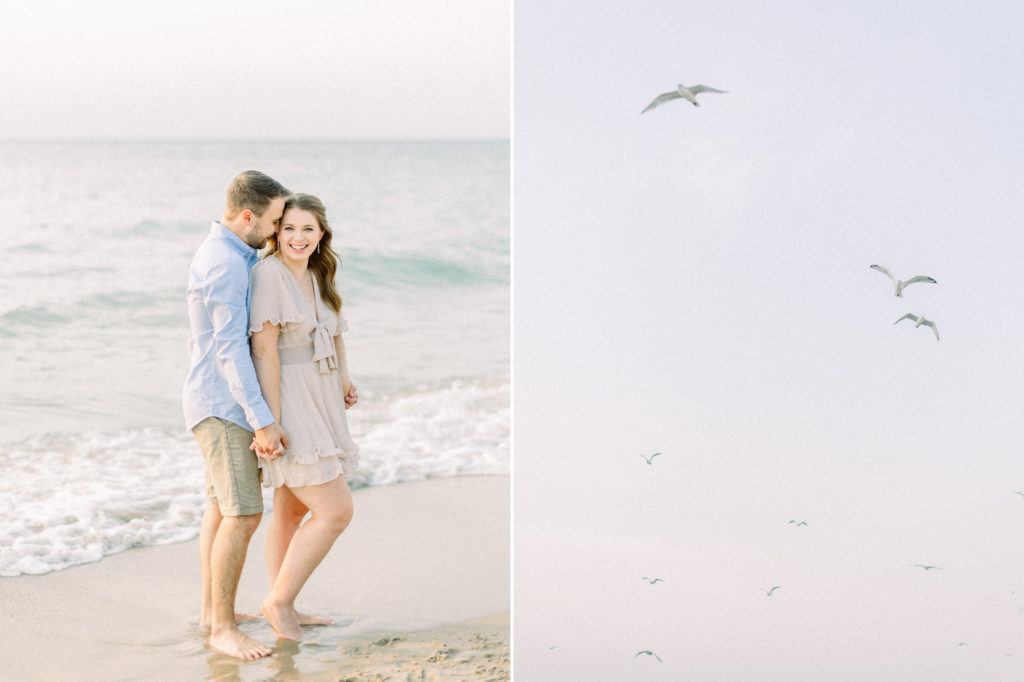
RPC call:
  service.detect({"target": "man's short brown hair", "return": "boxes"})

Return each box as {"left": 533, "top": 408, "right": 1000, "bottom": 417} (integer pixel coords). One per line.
{"left": 225, "top": 170, "right": 289, "bottom": 219}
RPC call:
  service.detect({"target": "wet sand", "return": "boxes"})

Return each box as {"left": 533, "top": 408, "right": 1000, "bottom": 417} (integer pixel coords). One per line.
{"left": 0, "top": 475, "right": 509, "bottom": 681}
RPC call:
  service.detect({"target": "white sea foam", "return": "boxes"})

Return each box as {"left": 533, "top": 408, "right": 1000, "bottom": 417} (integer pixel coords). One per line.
{"left": 0, "top": 379, "right": 508, "bottom": 577}
{"left": 0, "top": 429, "right": 206, "bottom": 577}
{"left": 350, "top": 379, "right": 510, "bottom": 487}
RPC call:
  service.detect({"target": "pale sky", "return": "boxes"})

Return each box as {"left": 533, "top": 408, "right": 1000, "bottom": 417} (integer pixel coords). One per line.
{"left": 514, "top": 1, "right": 1024, "bottom": 679}
{"left": 0, "top": 0, "right": 509, "bottom": 139}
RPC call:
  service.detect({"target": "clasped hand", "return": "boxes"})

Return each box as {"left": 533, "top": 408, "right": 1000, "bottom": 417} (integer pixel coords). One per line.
{"left": 251, "top": 423, "right": 289, "bottom": 460}
{"left": 344, "top": 382, "right": 358, "bottom": 410}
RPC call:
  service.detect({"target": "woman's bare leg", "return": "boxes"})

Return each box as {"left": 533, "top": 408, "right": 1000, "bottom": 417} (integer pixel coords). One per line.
{"left": 265, "top": 486, "right": 307, "bottom": 588}
{"left": 264, "top": 486, "right": 334, "bottom": 626}
{"left": 261, "top": 476, "right": 353, "bottom": 640}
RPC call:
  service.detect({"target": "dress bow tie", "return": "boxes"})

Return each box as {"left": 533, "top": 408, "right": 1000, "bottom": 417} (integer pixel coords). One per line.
{"left": 311, "top": 322, "right": 337, "bottom": 374}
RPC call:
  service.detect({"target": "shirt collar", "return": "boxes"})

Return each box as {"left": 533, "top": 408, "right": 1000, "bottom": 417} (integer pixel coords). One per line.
{"left": 211, "top": 221, "right": 259, "bottom": 265}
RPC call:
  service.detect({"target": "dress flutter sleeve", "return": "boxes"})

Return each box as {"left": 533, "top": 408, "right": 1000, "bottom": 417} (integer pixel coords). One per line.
{"left": 335, "top": 309, "right": 349, "bottom": 335}
{"left": 248, "top": 258, "right": 307, "bottom": 336}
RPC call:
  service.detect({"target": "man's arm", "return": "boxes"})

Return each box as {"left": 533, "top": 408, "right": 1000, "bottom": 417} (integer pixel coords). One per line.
{"left": 202, "top": 259, "right": 277, "bottom": 433}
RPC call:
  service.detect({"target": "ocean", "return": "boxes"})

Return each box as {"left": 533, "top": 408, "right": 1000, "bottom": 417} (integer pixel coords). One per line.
{"left": 0, "top": 140, "right": 509, "bottom": 577}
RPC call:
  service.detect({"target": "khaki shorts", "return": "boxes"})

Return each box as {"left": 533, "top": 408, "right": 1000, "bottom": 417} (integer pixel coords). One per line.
{"left": 192, "top": 417, "right": 263, "bottom": 516}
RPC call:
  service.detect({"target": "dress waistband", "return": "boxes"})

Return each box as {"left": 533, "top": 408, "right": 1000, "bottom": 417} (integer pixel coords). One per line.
{"left": 278, "top": 343, "right": 314, "bottom": 365}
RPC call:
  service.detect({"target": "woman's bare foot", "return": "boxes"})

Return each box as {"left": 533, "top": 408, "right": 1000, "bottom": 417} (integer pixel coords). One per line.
{"left": 261, "top": 597, "right": 303, "bottom": 641}
{"left": 208, "top": 627, "right": 272, "bottom": 660}
{"left": 296, "top": 611, "right": 334, "bottom": 626}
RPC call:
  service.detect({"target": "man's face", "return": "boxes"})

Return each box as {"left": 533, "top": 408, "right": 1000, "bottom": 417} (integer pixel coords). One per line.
{"left": 243, "top": 197, "right": 286, "bottom": 249}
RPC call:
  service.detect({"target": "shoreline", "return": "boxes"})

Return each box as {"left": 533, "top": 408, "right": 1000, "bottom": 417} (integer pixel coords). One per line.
{"left": 0, "top": 475, "right": 509, "bottom": 681}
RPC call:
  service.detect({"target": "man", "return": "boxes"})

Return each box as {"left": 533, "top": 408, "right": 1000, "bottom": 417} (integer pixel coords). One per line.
{"left": 183, "top": 170, "right": 289, "bottom": 660}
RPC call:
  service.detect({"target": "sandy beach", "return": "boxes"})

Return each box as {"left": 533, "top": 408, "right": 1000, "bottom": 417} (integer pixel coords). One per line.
{"left": 0, "top": 475, "right": 509, "bottom": 682}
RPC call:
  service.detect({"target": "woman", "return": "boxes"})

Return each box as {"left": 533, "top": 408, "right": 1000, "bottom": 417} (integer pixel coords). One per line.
{"left": 248, "top": 192, "right": 360, "bottom": 641}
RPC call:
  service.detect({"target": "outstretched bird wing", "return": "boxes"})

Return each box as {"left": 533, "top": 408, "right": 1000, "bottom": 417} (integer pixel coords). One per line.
{"left": 641, "top": 91, "right": 682, "bottom": 113}
{"left": 634, "top": 650, "right": 662, "bottom": 662}
{"left": 902, "top": 275, "right": 937, "bottom": 288}
{"left": 894, "top": 313, "right": 917, "bottom": 325}
{"left": 921, "top": 319, "right": 940, "bottom": 341}
{"left": 689, "top": 85, "right": 727, "bottom": 95}
{"left": 870, "top": 264, "right": 897, "bottom": 284}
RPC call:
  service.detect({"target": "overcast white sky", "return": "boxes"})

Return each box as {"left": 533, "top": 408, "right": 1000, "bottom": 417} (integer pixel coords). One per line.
{"left": 0, "top": 0, "right": 508, "bottom": 139}
{"left": 514, "top": 1, "right": 1024, "bottom": 679}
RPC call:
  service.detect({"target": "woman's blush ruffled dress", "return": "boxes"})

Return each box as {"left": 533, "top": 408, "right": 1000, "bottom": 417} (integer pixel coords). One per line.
{"left": 248, "top": 255, "right": 359, "bottom": 488}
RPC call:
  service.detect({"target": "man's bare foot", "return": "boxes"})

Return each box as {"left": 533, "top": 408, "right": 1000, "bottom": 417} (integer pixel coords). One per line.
{"left": 208, "top": 627, "right": 272, "bottom": 661}
{"left": 261, "top": 597, "right": 303, "bottom": 641}
{"left": 297, "top": 611, "right": 334, "bottom": 626}
{"left": 200, "top": 612, "right": 261, "bottom": 631}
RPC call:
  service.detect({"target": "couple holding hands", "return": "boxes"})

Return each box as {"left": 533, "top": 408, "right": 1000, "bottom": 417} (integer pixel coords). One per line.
{"left": 183, "top": 170, "right": 359, "bottom": 659}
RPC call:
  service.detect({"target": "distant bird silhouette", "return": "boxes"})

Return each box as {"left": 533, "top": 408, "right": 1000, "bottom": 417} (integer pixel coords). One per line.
{"left": 788, "top": 520, "right": 808, "bottom": 527}
{"left": 634, "top": 650, "right": 663, "bottom": 662}
{"left": 895, "top": 313, "right": 940, "bottom": 341}
{"left": 958, "top": 642, "right": 969, "bottom": 647}
{"left": 911, "top": 564, "right": 943, "bottom": 571}
{"left": 762, "top": 586, "right": 782, "bottom": 596}
{"left": 641, "top": 577, "right": 664, "bottom": 584}
{"left": 638, "top": 452, "right": 662, "bottom": 465}
{"left": 870, "top": 264, "right": 937, "bottom": 297}
{"left": 641, "top": 83, "right": 727, "bottom": 112}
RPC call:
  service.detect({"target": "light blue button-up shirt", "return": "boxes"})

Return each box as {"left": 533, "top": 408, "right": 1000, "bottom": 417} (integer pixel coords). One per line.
{"left": 182, "top": 222, "right": 274, "bottom": 432}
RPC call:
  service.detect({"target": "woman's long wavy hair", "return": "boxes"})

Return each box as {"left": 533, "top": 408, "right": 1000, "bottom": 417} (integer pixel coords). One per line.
{"left": 265, "top": 193, "right": 343, "bottom": 313}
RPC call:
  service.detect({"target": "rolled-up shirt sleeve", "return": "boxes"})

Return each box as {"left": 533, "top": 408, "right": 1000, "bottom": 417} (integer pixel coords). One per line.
{"left": 202, "top": 261, "right": 275, "bottom": 431}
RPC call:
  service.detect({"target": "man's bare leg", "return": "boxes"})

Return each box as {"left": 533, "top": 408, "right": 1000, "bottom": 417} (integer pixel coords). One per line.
{"left": 265, "top": 486, "right": 334, "bottom": 626}
{"left": 199, "top": 503, "right": 260, "bottom": 631}
{"left": 199, "top": 500, "right": 221, "bottom": 632}
{"left": 209, "top": 512, "right": 271, "bottom": 660}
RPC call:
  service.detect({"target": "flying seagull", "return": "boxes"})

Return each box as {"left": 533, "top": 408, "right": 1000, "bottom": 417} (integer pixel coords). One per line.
{"left": 762, "top": 586, "right": 782, "bottom": 596}
{"left": 641, "top": 577, "right": 664, "bottom": 584}
{"left": 638, "top": 452, "right": 662, "bottom": 465}
{"left": 869, "top": 264, "right": 937, "bottom": 297}
{"left": 641, "top": 83, "right": 727, "bottom": 113}
{"left": 634, "top": 650, "right": 663, "bottom": 662}
{"left": 895, "top": 313, "right": 940, "bottom": 341}
{"left": 911, "top": 564, "right": 943, "bottom": 571}
{"left": 788, "top": 520, "right": 808, "bottom": 527}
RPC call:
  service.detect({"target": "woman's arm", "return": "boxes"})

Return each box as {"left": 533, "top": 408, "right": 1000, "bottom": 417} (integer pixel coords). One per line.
{"left": 251, "top": 321, "right": 283, "bottom": 423}
{"left": 334, "top": 332, "right": 358, "bottom": 408}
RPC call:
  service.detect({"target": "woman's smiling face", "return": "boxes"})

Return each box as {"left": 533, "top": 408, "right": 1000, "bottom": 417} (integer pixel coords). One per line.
{"left": 277, "top": 207, "right": 323, "bottom": 265}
